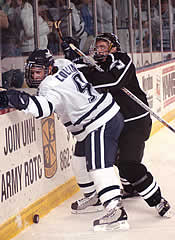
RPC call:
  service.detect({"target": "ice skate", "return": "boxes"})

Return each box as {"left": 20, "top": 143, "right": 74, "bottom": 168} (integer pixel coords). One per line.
{"left": 93, "top": 205, "right": 129, "bottom": 231}
{"left": 71, "top": 192, "right": 104, "bottom": 214}
{"left": 155, "top": 197, "right": 172, "bottom": 218}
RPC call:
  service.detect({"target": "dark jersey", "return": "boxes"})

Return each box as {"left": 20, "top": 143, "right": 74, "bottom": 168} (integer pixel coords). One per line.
{"left": 78, "top": 52, "right": 150, "bottom": 122}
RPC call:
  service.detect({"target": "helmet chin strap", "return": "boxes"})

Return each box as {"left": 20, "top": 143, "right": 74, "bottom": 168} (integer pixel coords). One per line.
{"left": 108, "top": 43, "right": 113, "bottom": 51}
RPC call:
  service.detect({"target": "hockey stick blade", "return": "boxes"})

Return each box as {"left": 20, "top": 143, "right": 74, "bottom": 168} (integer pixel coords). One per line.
{"left": 54, "top": 8, "right": 72, "bottom": 41}
{"left": 54, "top": 9, "right": 72, "bottom": 27}
{"left": 55, "top": 8, "right": 72, "bottom": 26}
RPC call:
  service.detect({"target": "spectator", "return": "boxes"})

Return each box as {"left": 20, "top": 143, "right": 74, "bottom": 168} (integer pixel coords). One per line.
{"left": 47, "top": 0, "right": 88, "bottom": 52}
{"left": 132, "top": 0, "right": 150, "bottom": 52}
{"left": 150, "top": 0, "right": 161, "bottom": 51}
{"left": 19, "top": 0, "right": 49, "bottom": 56}
{"left": 1, "top": 0, "right": 11, "bottom": 14}
{"left": 0, "top": 0, "right": 4, "bottom": 8}
{"left": 37, "top": 3, "right": 59, "bottom": 55}
{"left": 70, "top": 0, "right": 88, "bottom": 51}
{"left": 59, "top": 0, "right": 88, "bottom": 52}
{"left": 0, "top": 7, "right": 8, "bottom": 56}
{"left": 96, "top": 0, "right": 118, "bottom": 34}
{"left": 4, "top": 0, "right": 24, "bottom": 56}
{"left": 171, "top": 0, "right": 175, "bottom": 50}
{"left": 80, "top": 0, "right": 93, "bottom": 36}
{"left": 0, "top": 7, "right": 8, "bottom": 29}
{"left": 79, "top": 0, "right": 94, "bottom": 53}
{"left": 161, "top": 0, "right": 171, "bottom": 51}
{"left": 1, "top": 1, "right": 22, "bottom": 58}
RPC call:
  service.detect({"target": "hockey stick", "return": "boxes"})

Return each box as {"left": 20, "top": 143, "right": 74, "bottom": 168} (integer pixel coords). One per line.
{"left": 54, "top": 8, "right": 72, "bottom": 42}
{"left": 54, "top": 12, "right": 104, "bottom": 71}
{"left": 69, "top": 44, "right": 175, "bottom": 133}
{"left": 69, "top": 44, "right": 104, "bottom": 72}
{"left": 121, "top": 88, "right": 175, "bottom": 133}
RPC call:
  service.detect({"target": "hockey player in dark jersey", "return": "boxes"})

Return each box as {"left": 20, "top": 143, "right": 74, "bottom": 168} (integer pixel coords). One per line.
{"left": 0, "top": 48, "right": 130, "bottom": 231}
{"left": 61, "top": 33, "right": 171, "bottom": 218}
{"left": 80, "top": 33, "right": 151, "bottom": 198}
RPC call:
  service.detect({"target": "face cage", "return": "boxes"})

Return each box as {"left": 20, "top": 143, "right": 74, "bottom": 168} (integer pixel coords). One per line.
{"left": 25, "top": 63, "right": 49, "bottom": 88}
{"left": 89, "top": 38, "right": 112, "bottom": 62}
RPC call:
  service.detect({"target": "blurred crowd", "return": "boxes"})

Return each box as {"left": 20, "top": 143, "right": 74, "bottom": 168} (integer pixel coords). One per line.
{"left": 1, "top": 0, "right": 175, "bottom": 59}
{"left": 0, "top": 0, "right": 116, "bottom": 58}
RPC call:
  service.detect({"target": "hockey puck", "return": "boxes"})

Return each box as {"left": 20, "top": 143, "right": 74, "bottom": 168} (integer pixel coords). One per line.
{"left": 33, "top": 214, "right": 39, "bottom": 223}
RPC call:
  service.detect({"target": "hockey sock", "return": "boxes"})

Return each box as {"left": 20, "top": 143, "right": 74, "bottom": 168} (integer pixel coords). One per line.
{"left": 72, "top": 156, "right": 96, "bottom": 195}
{"left": 90, "top": 167, "right": 121, "bottom": 205}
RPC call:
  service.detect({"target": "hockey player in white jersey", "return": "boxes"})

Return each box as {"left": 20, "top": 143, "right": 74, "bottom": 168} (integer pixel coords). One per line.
{"left": 0, "top": 49, "right": 129, "bottom": 231}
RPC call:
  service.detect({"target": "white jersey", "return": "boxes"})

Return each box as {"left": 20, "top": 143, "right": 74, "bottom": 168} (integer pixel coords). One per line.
{"left": 25, "top": 59, "right": 120, "bottom": 141}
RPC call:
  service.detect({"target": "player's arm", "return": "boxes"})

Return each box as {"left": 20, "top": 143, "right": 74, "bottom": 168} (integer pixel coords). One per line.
{"left": 79, "top": 53, "right": 135, "bottom": 90}
{"left": 0, "top": 89, "right": 53, "bottom": 119}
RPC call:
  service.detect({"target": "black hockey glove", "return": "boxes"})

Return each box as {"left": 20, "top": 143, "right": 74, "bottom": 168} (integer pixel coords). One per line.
{"left": 0, "top": 89, "right": 30, "bottom": 110}
{"left": 0, "top": 91, "right": 9, "bottom": 108}
{"left": 61, "top": 36, "right": 84, "bottom": 64}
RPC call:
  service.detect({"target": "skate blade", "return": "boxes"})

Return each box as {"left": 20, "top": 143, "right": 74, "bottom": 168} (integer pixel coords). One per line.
{"left": 71, "top": 205, "right": 104, "bottom": 214}
{"left": 162, "top": 209, "right": 174, "bottom": 218}
{"left": 93, "top": 220, "right": 130, "bottom": 232}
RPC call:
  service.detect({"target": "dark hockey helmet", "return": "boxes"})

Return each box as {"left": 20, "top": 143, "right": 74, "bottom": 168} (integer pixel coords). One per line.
{"left": 25, "top": 48, "right": 54, "bottom": 88}
{"left": 89, "top": 33, "right": 121, "bottom": 61}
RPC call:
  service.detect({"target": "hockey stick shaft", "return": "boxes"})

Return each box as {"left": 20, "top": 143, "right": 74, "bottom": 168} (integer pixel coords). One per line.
{"left": 54, "top": 8, "right": 72, "bottom": 42}
{"left": 121, "top": 88, "right": 175, "bottom": 133}
{"left": 69, "top": 44, "right": 175, "bottom": 133}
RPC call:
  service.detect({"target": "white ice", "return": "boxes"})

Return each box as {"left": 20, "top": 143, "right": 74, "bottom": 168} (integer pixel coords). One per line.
{"left": 12, "top": 122, "right": 175, "bottom": 240}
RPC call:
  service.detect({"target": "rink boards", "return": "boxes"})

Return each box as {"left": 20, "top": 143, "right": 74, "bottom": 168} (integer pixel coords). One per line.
{"left": 1, "top": 59, "right": 175, "bottom": 240}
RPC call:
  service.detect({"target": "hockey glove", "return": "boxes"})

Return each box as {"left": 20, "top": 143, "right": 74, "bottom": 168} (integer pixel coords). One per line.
{"left": 0, "top": 89, "right": 30, "bottom": 110}
{"left": 61, "top": 36, "right": 83, "bottom": 64}
{"left": 62, "top": 36, "right": 80, "bottom": 48}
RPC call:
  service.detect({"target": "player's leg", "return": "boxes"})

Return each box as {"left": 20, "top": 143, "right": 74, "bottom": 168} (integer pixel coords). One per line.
{"left": 86, "top": 112, "right": 129, "bottom": 231}
{"left": 117, "top": 115, "right": 151, "bottom": 199}
{"left": 116, "top": 148, "right": 140, "bottom": 199}
{"left": 118, "top": 117, "right": 171, "bottom": 217}
{"left": 118, "top": 142, "right": 144, "bottom": 199}
{"left": 71, "top": 141, "right": 103, "bottom": 214}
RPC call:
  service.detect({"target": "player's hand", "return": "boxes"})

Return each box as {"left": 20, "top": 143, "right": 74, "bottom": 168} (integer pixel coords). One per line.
{"left": 61, "top": 36, "right": 79, "bottom": 54}
{"left": 62, "top": 36, "right": 79, "bottom": 48}
{"left": 61, "top": 37, "right": 83, "bottom": 64}
{"left": 0, "top": 91, "right": 9, "bottom": 108}
{"left": 0, "top": 89, "right": 30, "bottom": 110}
